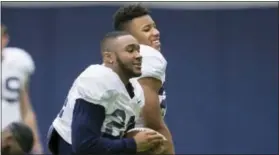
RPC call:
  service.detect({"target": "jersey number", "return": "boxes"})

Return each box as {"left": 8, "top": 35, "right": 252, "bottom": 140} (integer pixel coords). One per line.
{"left": 4, "top": 77, "right": 21, "bottom": 103}
{"left": 105, "top": 109, "right": 135, "bottom": 137}
{"left": 159, "top": 86, "right": 167, "bottom": 117}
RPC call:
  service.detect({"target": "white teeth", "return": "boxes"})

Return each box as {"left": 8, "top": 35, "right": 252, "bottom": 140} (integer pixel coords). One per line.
{"left": 152, "top": 40, "right": 160, "bottom": 44}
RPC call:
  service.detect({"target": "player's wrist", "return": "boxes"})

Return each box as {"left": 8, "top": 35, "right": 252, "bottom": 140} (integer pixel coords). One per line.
{"left": 122, "top": 138, "right": 137, "bottom": 153}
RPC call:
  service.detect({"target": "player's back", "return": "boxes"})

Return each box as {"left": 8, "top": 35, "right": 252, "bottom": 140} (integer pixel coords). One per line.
{"left": 52, "top": 64, "right": 145, "bottom": 144}
{"left": 1, "top": 47, "right": 35, "bottom": 130}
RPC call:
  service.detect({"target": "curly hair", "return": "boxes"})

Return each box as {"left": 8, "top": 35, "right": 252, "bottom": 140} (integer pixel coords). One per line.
{"left": 113, "top": 4, "right": 150, "bottom": 30}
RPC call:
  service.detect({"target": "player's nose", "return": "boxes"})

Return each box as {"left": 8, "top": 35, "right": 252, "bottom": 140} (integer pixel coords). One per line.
{"left": 152, "top": 28, "right": 160, "bottom": 38}
{"left": 135, "top": 52, "right": 142, "bottom": 61}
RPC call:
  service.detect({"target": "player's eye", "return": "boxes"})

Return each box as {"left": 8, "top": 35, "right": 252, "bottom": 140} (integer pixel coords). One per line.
{"left": 143, "top": 28, "right": 150, "bottom": 32}
{"left": 126, "top": 46, "right": 134, "bottom": 53}
{"left": 142, "top": 26, "right": 151, "bottom": 32}
{"left": 126, "top": 44, "right": 140, "bottom": 53}
{"left": 127, "top": 48, "right": 133, "bottom": 53}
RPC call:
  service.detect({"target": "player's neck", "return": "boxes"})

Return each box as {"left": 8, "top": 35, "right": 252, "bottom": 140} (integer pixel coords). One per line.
{"left": 114, "top": 68, "right": 130, "bottom": 86}
{"left": 104, "top": 64, "right": 129, "bottom": 85}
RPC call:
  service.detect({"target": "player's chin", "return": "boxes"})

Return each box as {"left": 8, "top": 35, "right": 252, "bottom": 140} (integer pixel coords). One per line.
{"left": 130, "top": 65, "right": 141, "bottom": 76}
{"left": 132, "top": 71, "right": 142, "bottom": 77}
{"left": 131, "top": 68, "right": 142, "bottom": 77}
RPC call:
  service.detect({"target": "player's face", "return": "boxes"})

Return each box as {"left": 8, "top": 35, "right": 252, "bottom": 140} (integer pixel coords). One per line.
{"left": 114, "top": 35, "right": 142, "bottom": 78}
{"left": 1, "top": 27, "right": 9, "bottom": 51}
{"left": 128, "top": 15, "right": 161, "bottom": 51}
{"left": 1, "top": 135, "right": 25, "bottom": 155}
{"left": 1, "top": 35, "right": 9, "bottom": 54}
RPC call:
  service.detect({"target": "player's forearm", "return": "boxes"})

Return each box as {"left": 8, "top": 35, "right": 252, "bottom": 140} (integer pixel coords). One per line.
{"left": 140, "top": 83, "right": 175, "bottom": 154}
{"left": 22, "top": 111, "right": 43, "bottom": 153}
{"left": 72, "top": 135, "right": 136, "bottom": 154}
{"left": 20, "top": 84, "right": 43, "bottom": 153}
{"left": 157, "top": 123, "right": 175, "bottom": 154}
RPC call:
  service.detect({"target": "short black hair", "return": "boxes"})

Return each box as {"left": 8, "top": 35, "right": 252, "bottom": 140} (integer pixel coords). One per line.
{"left": 101, "top": 31, "right": 131, "bottom": 52}
{"left": 8, "top": 122, "right": 34, "bottom": 153}
{"left": 113, "top": 4, "right": 150, "bottom": 30}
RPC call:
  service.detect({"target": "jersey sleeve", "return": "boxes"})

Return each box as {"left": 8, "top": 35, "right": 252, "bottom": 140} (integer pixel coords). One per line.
{"left": 4, "top": 47, "right": 35, "bottom": 83}
{"left": 139, "top": 46, "right": 167, "bottom": 83}
{"left": 6, "top": 48, "right": 35, "bottom": 75}
{"left": 21, "top": 50, "right": 35, "bottom": 76}
{"left": 75, "top": 76, "right": 114, "bottom": 110}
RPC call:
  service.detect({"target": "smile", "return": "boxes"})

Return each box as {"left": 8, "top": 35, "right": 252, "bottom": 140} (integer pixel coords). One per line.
{"left": 133, "top": 63, "right": 141, "bottom": 68}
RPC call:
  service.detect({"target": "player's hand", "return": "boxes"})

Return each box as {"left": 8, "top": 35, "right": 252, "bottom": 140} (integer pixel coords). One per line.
{"left": 149, "top": 139, "right": 168, "bottom": 154}
{"left": 133, "top": 130, "right": 164, "bottom": 152}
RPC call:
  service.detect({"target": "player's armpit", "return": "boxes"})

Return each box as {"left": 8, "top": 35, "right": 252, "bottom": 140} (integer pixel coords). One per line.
{"left": 19, "top": 82, "right": 43, "bottom": 154}
{"left": 138, "top": 77, "right": 175, "bottom": 154}
{"left": 71, "top": 99, "right": 137, "bottom": 154}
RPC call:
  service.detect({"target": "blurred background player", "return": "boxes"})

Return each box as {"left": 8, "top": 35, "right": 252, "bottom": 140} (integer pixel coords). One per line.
{"left": 48, "top": 31, "right": 165, "bottom": 154}
{"left": 1, "top": 122, "right": 34, "bottom": 155}
{"left": 113, "top": 4, "right": 175, "bottom": 154}
{"left": 1, "top": 24, "right": 43, "bottom": 153}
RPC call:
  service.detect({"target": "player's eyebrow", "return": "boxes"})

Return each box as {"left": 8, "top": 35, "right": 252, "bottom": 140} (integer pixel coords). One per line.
{"left": 125, "top": 44, "right": 140, "bottom": 50}
{"left": 141, "top": 22, "right": 156, "bottom": 29}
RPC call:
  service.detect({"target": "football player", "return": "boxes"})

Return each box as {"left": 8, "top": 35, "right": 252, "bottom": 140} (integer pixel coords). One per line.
{"left": 1, "top": 24, "right": 43, "bottom": 153}
{"left": 48, "top": 31, "right": 165, "bottom": 154}
{"left": 113, "top": 4, "right": 175, "bottom": 154}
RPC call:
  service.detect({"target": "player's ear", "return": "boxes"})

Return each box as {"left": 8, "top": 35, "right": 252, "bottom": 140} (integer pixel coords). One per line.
{"left": 103, "top": 51, "right": 113, "bottom": 64}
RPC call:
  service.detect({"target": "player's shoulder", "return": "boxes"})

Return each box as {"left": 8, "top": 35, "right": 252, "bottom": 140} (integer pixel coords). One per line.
{"left": 3, "top": 47, "right": 35, "bottom": 74}
{"left": 139, "top": 44, "right": 167, "bottom": 63}
{"left": 3, "top": 47, "right": 33, "bottom": 62}
{"left": 80, "top": 64, "right": 119, "bottom": 82}
{"left": 138, "top": 45, "right": 167, "bottom": 83}
{"left": 73, "top": 64, "right": 122, "bottom": 106}
{"left": 76, "top": 64, "right": 121, "bottom": 91}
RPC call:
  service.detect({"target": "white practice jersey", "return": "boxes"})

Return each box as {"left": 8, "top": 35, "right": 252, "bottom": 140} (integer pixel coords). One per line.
{"left": 133, "top": 45, "right": 167, "bottom": 127}
{"left": 52, "top": 64, "right": 145, "bottom": 144}
{"left": 1, "top": 47, "right": 35, "bottom": 130}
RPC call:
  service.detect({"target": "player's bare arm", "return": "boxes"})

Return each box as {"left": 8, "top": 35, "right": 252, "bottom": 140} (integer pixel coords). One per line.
{"left": 20, "top": 81, "right": 43, "bottom": 154}
{"left": 139, "top": 77, "right": 175, "bottom": 154}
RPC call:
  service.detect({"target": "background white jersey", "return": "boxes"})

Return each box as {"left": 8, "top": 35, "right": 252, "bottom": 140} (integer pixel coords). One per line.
{"left": 52, "top": 64, "right": 145, "bottom": 144}
{"left": 133, "top": 45, "right": 167, "bottom": 127}
{"left": 1, "top": 47, "right": 35, "bottom": 130}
